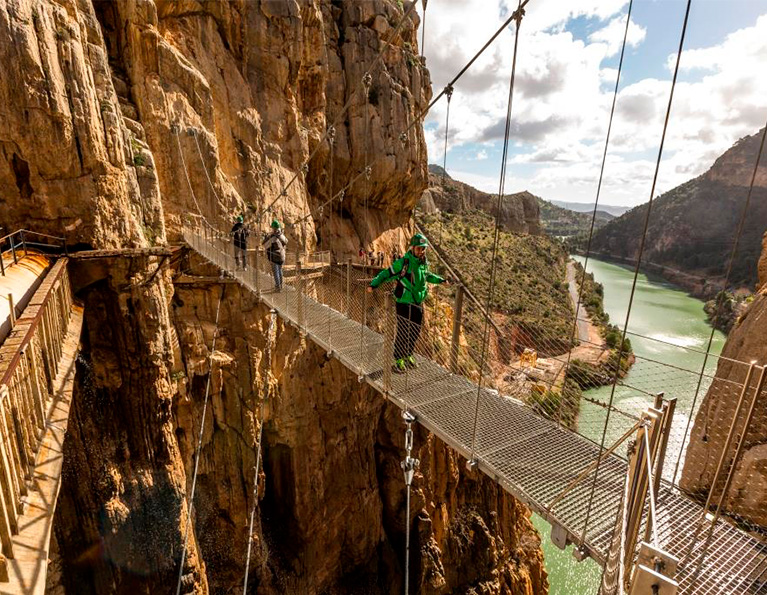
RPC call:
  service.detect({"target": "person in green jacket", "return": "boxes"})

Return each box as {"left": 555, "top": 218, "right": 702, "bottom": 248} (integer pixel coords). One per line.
{"left": 368, "top": 233, "right": 447, "bottom": 373}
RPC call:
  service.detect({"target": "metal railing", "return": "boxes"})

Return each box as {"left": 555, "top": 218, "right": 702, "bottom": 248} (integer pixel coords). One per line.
{"left": 0, "top": 229, "right": 67, "bottom": 276}
{"left": 0, "top": 258, "right": 74, "bottom": 571}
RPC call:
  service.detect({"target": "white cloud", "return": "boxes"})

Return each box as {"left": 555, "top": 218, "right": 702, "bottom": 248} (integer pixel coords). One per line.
{"left": 589, "top": 15, "right": 646, "bottom": 56}
{"left": 417, "top": 2, "right": 767, "bottom": 207}
{"left": 473, "top": 149, "right": 489, "bottom": 160}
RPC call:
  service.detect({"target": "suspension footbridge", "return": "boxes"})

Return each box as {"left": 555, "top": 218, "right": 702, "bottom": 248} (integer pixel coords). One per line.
{"left": 183, "top": 224, "right": 767, "bottom": 595}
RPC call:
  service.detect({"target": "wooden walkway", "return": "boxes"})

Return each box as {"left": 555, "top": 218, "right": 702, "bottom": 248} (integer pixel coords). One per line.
{"left": 0, "top": 258, "right": 82, "bottom": 593}
{"left": 185, "top": 228, "right": 767, "bottom": 595}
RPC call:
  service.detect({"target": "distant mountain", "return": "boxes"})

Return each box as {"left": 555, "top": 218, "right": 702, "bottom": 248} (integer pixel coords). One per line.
{"left": 585, "top": 128, "right": 767, "bottom": 298}
{"left": 536, "top": 197, "right": 614, "bottom": 238}
{"left": 428, "top": 163, "right": 451, "bottom": 179}
{"left": 551, "top": 200, "right": 630, "bottom": 217}
{"left": 421, "top": 168, "right": 541, "bottom": 235}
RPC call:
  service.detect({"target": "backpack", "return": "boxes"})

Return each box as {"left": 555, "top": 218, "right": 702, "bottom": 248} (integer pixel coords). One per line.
{"left": 393, "top": 258, "right": 411, "bottom": 300}
{"left": 267, "top": 234, "right": 285, "bottom": 264}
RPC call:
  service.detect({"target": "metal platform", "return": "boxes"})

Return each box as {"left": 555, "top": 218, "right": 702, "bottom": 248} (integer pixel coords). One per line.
{"left": 184, "top": 228, "right": 767, "bottom": 595}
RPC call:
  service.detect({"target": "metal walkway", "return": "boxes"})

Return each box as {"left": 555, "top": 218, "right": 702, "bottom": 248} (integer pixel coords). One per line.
{"left": 185, "top": 226, "right": 767, "bottom": 595}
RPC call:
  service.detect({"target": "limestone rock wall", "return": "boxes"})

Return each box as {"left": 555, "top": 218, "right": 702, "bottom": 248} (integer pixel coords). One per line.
{"left": 680, "top": 239, "right": 767, "bottom": 526}
{"left": 0, "top": 0, "right": 165, "bottom": 247}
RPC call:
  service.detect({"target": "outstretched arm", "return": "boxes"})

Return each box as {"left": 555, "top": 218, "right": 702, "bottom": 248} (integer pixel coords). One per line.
{"left": 370, "top": 257, "right": 405, "bottom": 288}
{"left": 426, "top": 272, "right": 446, "bottom": 284}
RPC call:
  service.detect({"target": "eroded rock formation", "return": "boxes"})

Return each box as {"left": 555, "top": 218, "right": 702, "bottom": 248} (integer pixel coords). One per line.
{"left": 681, "top": 237, "right": 767, "bottom": 526}
{"left": 0, "top": 0, "right": 548, "bottom": 592}
{"left": 420, "top": 170, "right": 542, "bottom": 235}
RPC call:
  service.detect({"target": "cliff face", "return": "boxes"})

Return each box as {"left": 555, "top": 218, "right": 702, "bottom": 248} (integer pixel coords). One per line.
{"left": 420, "top": 170, "right": 542, "bottom": 235}
{"left": 0, "top": 0, "right": 548, "bottom": 593}
{"left": 681, "top": 240, "right": 767, "bottom": 526}
{"left": 587, "top": 129, "right": 767, "bottom": 298}
{"left": 1, "top": 0, "right": 430, "bottom": 256}
{"left": 55, "top": 252, "right": 547, "bottom": 594}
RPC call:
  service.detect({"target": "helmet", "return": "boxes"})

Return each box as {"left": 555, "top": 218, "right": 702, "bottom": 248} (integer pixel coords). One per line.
{"left": 409, "top": 233, "right": 429, "bottom": 248}
{"left": 271, "top": 219, "right": 281, "bottom": 229}
{"left": 236, "top": 215, "right": 244, "bottom": 223}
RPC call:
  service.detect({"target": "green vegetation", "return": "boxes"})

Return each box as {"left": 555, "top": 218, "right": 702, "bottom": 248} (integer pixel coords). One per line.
{"left": 704, "top": 290, "right": 753, "bottom": 334}
{"left": 420, "top": 210, "right": 574, "bottom": 356}
{"left": 535, "top": 197, "right": 613, "bottom": 238}
{"left": 582, "top": 129, "right": 767, "bottom": 295}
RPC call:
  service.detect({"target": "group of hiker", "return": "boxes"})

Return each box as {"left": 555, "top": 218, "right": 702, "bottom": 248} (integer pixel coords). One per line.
{"left": 230, "top": 216, "right": 288, "bottom": 289}
{"left": 230, "top": 217, "right": 447, "bottom": 374}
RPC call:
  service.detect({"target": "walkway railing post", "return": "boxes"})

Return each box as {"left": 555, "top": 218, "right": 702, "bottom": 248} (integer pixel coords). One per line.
{"left": 296, "top": 257, "right": 305, "bottom": 330}
{"left": 19, "top": 231, "right": 26, "bottom": 257}
{"left": 346, "top": 258, "right": 352, "bottom": 318}
{"left": 450, "top": 284, "right": 465, "bottom": 374}
{"left": 6, "top": 295, "right": 14, "bottom": 328}
{"left": 383, "top": 292, "right": 394, "bottom": 391}
{"left": 10, "top": 233, "right": 17, "bottom": 265}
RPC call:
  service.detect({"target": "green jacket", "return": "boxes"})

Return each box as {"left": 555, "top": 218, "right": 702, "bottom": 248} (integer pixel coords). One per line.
{"left": 370, "top": 251, "right": 444, "bottom": 304}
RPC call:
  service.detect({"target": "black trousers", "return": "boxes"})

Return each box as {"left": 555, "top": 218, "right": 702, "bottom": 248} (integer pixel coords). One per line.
{"left": 394, "top": 302, "right": 423, "bottom": 361}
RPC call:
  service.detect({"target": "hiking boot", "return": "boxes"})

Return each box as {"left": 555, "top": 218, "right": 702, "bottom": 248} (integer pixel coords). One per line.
{"left": 406, "top": 355, "right": 418, "bottom": 369}
{"left": 393, "top": 359, "right": 407, "bottom": 374}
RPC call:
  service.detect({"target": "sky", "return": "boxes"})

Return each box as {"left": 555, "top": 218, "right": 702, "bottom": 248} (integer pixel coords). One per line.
{"left": 415, "top": 0, "right": 767, "bottom": 207}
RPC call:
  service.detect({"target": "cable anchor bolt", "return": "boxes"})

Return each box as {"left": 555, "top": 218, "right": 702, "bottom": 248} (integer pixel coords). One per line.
{"left": 364, "top": 166, "right": 372, "bottom": 180}
{"left": 328, "top": 125, "right": 336, "bottom": 144}
{"left": 301, "top": 163, "right": 309, "bottom": 175}
{"left": 444, "top": 83, "right": 454, "bottom": 100}
{"left": 399, "top": 131, "right": 409, "bottom": 146}
{"left": 362, "top": 72, "right": 373, "bottom": 90}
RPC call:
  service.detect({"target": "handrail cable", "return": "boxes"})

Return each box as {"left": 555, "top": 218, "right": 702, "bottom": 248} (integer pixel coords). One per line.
{"left": 559, "top": 0, "right": 634, "bottom": 428}
{"left": 580, "top": 0, "right": 693, "bottom": 548}
{"left": 175, "top": 284, "right": 226, "bottom": 595}
{"left": 469, "top": 1, "right": 525, "bottom": 462}
{"left": 420, "top": 0, "right": 428, "bottom": 59}
{"left": 670, "top": 117, "right": 767, "bottom": 485}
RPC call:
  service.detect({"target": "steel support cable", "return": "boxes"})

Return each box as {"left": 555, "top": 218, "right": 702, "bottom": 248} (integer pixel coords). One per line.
{"left": 175, "top": 284, "right": 226, "bottom": 595}
{"left": 469, "top": 2, "right": 525, "bottom": 462}
{"left": 581, "top": 0, "right": 692, "bottom": 549}
{"left": 559, "top": 0, "right": 634, "bottom": 428}
{"left": 359, "top": 72, "right": 373, "bottom": 362}
{"left": 671, "top": 118, "right": 767, "bottom": 486}
{"left": 259, "top": 0, "right": 419, "bottom": 220}
{"left": 175, "top": 127, "right": 218, "bottom": 232}
{"left": 643, "top": 427, "right": 660, "bottom": 548}
{"left": 438, "top": 85, "right": 454, "bottom": 246}
{"left": 420, "top": 0, "right": 428, "bottom": 59}
{"left": 242, "top": 310, "right": 276, "bottom": 593}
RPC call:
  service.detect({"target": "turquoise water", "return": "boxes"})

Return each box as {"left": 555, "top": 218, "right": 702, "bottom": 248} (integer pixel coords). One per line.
{"left": 533, "top": 256, "right": 726, "bottom": 594}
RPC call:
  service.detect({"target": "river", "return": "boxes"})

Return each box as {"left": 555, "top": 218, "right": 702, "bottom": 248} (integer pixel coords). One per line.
{"left": 533, "top": 256, "right": 727, "bottom": 594}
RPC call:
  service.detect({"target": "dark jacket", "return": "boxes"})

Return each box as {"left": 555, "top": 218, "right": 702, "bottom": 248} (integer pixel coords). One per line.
{"left": 231, "top": 222, "right": 249, "bottom": 249}
{"left": 263, "top": 230, "right": 288, "bottom": 264}
{"left": 370, "top": 250, "right": 444, "bottom": 304}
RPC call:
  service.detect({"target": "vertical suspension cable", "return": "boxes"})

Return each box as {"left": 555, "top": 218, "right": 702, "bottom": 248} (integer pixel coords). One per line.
{"left": 176, "top": 284, "right": 226, "bottom": 595}
{"left": 242, "top": 310, "right": 276, "bottom": 593}
{"left": 420, "top": 0, "right": 428, "bottom": 59}
{"left": 581, "top": 0, "right": 692, "bottom": 548}
{"left": 438, "top": 85, "right": 454, "bottom": 246}
{"left": 671, "top": 118, "right": 767, "bottom": 485}
{"left": 359, "top": 72, "right": 373, "bottom": 360}
{"left": 559, "top": 0, "right": 634, "bottom": 428}
{"left": 469, "top": 2, "right": 525, "bottom": 461}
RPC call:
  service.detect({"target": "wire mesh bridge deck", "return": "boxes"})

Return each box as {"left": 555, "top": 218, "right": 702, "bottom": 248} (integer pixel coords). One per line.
{"left": 184, "top": 226, "right": 767, "bottom": 594}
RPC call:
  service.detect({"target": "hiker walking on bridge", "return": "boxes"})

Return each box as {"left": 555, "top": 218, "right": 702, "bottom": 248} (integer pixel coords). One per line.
{"left": 368, "top": 233, "right": 447, "bottom": 373}
{"left": 263, "top": 219, "right": 288, "bottom": 291}
{"left": 230, "top": 215, "right": 249, "bottom": 270}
